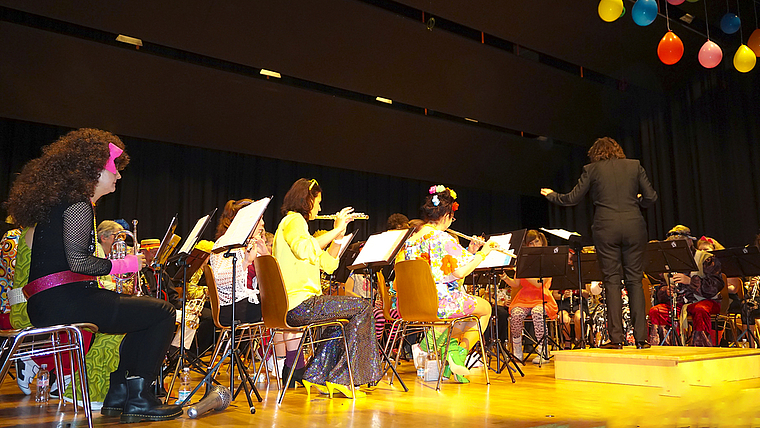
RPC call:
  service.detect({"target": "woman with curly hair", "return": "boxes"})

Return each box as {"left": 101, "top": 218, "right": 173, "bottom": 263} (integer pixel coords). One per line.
{"left": 541, "top": 137, "right": 657, "bottom": 350}
{"left": 272, "top": 178, "right": 381, "bottom": 398}
{"left": 4, "top": 128, "right": 181, "bottom": 423}
{"left": 396, "top": 185, "right": 495, "bottom": 383}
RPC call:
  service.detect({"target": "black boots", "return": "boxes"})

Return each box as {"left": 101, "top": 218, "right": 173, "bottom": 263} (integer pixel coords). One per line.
{"left": 281, "top": 365, "right": 305, "bottom": 388}
{"left": 102, "top": 375, "right": 183, "bottom": 423}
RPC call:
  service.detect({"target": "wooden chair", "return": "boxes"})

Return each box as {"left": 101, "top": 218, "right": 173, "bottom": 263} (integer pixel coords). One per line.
{"left": 253, "top": 255, "right": 357, "bottom": 404}
{"left": 392, "top": 259, "right": 490, "bottom": 391}
{"left": 203, "top": 265, "right": 267, "bottom": 383}
{"left": 684, "top": 273, "right": 729, "bottom": 346}
{"left": 377, "top": 270, "right": 424, "bottom": 376}
{"left": 0, "top": 323, "right": 98, "bottom": 428}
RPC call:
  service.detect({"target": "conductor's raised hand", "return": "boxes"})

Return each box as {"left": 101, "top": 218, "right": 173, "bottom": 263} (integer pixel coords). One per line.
{"left": 540, "top": 188, "right": 554, "bottom": 197}
{"left": 334, "top": 206, "right": 355, "bottom": 230}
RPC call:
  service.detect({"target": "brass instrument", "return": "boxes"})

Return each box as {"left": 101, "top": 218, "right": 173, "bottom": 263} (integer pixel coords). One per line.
{"left": 314, "top": 213, "right": 369, "bottom": 220}
{"left": 110, "top": 219, "right": 142, "bottom": 295}
{"left": 748, "top": 276, "right": 760, "bottom": 308}
{"left": 446, "top": 229, "right": 518, "bottom": 258}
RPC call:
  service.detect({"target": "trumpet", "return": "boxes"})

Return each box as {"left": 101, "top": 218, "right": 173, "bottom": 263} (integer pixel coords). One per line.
{"left": 110, "top": 219, "right": 143, "bottom": 295}
{"left": 314, "top": 212, "right": 369, "bottom": 220}
{"left": 446, "top": 229, "right": 517, "bottom": 258}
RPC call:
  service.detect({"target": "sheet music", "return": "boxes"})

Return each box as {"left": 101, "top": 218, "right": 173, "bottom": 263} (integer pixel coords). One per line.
{"left": 333, "top": 232, "right": 355, "bottom": 259}
{"left": 179, "top": 215, "right": 209, "bottom": 255}
{"left": 540, "top": 227, "right": 581, "bottom": 241}
{"left": 477, "top": 233, "right": 514, "bottom": 269}
{"left": 212, "top": 197, "right": 271, "bottom": 252}
{"left": 352, "top": 229, "right": 409, "bottom": 266}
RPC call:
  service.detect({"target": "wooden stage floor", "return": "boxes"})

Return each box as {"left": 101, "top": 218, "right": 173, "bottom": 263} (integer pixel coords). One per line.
{"left": 2, "top": 350, "right": 760, "bottom": 428}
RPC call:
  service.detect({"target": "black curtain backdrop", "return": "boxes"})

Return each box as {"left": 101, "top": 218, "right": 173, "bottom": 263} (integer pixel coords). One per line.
{"left": 1, "top": 117, "right": 544, "bottom": 244}
{"left": 548, "top": 68, "right": 760, "bottom": 249}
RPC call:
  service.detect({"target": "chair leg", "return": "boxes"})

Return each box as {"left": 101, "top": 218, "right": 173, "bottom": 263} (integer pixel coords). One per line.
{"left": 390, "top": 324, "right": 409, "bottom": 386}
{"left": 339, "top": 324, "right": 357, "bottom": 396}
{"left": 277, "top": 331, "right": 308, "bottom": 404}
{"left": 435, "top": 326, "right": 454, "bottom": 391}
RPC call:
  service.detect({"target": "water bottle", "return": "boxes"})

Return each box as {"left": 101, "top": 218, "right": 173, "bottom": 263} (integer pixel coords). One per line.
{"left": 176, "top": 367, "right": 191, "bottom": 405}
{"left": 415, "top": 352, "right": 426, "bottom": 379}
{"left": 35, "top": 364, "right": 50, "bottom": 404}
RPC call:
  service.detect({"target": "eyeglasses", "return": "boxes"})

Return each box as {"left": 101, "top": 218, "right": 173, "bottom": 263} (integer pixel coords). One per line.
{"left": 309, "top": 179, "right": 318, "bottom": 191}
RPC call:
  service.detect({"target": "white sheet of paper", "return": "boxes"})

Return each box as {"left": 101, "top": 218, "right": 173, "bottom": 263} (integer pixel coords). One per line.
{"left": 178, "top": 215, "right": 209, "bottom": 255}
{"left": 477, "top": 233, "right": 513, "bottom": 269}
{"left": 333, "top": 232, "right": 355, "bottom": 259}
{"left": 352, "top": 229, "right": 409, "bottom": 266}
{"left": 212, "top": 197, "right": 271, "bottom": 252}
{"left": 540, "top": 227, "right": 581, "bottom": 241}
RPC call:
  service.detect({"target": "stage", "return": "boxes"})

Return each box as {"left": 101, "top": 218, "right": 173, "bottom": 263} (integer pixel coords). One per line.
{"left": 2, "top": 347, "right": 760, "bottom": 427}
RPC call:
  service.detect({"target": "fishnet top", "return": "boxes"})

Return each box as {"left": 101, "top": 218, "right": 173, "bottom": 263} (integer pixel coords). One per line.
{"left": 29, "top": 200, "right": 112, "bottom": 283}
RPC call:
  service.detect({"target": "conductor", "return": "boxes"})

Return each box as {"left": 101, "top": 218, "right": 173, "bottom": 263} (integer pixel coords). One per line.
{"left": 541, "top": 137, "right": 657, "bottom": 349}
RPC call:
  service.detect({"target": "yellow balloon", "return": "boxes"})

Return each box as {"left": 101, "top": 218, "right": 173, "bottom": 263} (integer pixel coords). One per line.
{"left": 598, "top": 0, "right": 624, "bottom": 23}
{"left": 733, "top": 44, "right": 757, "bottom": 73}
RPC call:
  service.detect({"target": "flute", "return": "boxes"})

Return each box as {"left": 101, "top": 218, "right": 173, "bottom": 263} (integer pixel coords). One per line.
{"left": 446, "top": 229, "right": 518, "bottom": 258}
{"left": 314, "top": 213, "right": 369, "bottom": 220}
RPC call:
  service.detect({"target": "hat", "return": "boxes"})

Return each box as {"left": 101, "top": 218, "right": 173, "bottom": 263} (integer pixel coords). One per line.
{"left": 140, "top": 239, "right": 160, "bottom": 250}
{"left": 194, "top": 239, "right": 214, "bottom": 253}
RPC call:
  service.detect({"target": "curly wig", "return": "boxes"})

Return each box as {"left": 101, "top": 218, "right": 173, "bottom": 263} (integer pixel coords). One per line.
{"left": 5, "top": 128, "right": 129, "bottom": 227}
{"left": 281, "top": 178, "right": 322, "bottom": 219}
{"left": 588, "top": 137, "right": 626, "bottom": 162}
{"left": 421, "top": 188, "right": 455, "bottom": 223}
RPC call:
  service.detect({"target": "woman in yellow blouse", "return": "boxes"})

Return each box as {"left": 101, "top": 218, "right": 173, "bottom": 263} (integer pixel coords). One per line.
{"left": 272, "top": 178, "right": 381, "bottom": 398}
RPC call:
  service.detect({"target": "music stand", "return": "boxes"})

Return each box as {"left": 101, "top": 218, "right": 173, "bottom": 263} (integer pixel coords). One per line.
{"left": 472, "top": 230, "right": 525, "bottom": 381}
{"left": 349, "top": 228, "right": 413, "bottom": 392}
{"left": 643, "top": 240, "right": 698, "bottom": 346}
{"left": 196, "top": 197, "right": 271, "bottom": 414}
{"left": 165, "top": 209, "right": 216, "bottom": 406}
{"left": 713, "top": 246, "right": 760, "bottom": 345}
{"left": 515, "top": 245, "right": 569, "bottom": 367}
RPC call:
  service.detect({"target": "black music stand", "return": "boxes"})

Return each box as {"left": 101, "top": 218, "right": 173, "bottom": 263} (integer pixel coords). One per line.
{"left": 473, "top": 229, "right": 525, "bottom": 381}
{"left": 349, "top": 228, "right": 413, "bottom": 392}
{"left": 195, "top": 198, "right": 271, "bottom": 414}
{"left": 166, "top": 209, "right": 216, "bottom": 406}
{"left": 515, "top": 245, "right": 569, "bottom": 367}
{"left": 713, "top": 246, "right": 760, "bottom": 345}
{"left": 643, "top": 240, "right": 698, "bottom": 346}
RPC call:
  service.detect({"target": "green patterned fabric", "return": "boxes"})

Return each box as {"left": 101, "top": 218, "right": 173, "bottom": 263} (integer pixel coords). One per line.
{"left": 64, "top": 332, "right": 124, "bottom": 401}
{"left": 9, "top": 228, "right": 31, "bottom": 329}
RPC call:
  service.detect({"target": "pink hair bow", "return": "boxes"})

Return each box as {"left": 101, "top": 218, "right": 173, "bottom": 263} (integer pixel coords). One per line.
{"left": 104, "top": 143, "right": 123, "bottom": 174}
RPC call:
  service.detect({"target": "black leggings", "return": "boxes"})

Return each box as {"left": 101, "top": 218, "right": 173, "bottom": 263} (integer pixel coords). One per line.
{"left": 27, "top": 282, "right": 176, "bottom": 380}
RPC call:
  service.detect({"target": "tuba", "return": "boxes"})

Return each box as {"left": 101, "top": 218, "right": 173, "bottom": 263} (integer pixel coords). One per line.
{"left": 109, "top": 219, "right": 142, "bottom": 295}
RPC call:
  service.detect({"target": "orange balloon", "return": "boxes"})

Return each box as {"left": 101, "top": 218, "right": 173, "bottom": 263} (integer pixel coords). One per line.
{"left": 657, "top": 31, "right": 684, "bottom": 65}
{"left": 748, "top": 28, "right": 760, "bottom": 57}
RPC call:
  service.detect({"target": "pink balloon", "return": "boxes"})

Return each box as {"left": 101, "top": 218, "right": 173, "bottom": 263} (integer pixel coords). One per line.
{"left": 698, "top": 40, "right": 723, "bottom": 68}
{"left": 667, "top": 0, "right": 685, "bottom": 4}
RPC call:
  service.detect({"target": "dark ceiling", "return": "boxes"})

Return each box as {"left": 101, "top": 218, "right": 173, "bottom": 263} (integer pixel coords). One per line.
{"left": 1, "top": 0, "right": 757, "bottom": 194}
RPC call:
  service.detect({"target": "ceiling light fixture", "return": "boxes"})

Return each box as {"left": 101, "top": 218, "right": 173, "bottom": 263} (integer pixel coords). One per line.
{"left": 260, "top": 69, "right": 282, "bottom": 78}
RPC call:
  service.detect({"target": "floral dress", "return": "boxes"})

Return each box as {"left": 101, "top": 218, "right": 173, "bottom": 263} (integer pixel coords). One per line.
{"left": 396, "top": 226, "right": 478, "bottom": 318}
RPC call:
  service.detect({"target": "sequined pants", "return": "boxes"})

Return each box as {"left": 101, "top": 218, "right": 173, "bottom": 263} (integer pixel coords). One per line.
{"left": 286, "top": 295, "right": 381, "bottom": 386}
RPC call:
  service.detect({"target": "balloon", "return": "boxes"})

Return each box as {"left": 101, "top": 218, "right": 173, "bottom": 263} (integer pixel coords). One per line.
{"left": 667, "top": 0, "right": 685, "bottom": 4}
{"left": 620, "top": 5, "right": 626, "bottom": 18}
{"left": 698, "top": 40, "right": 723, "bottom": 68}
{"left": 598, "top": 0, "right": 624, "bottom": 22}
{"left": 720, "top": 13, "right": 741, "bottom": 35}
{"left": 657, "top": 31, "right": 684, "bottom": 65}
{"left": 748, "top": 28, "right": 760, "bottom": 57}
{"left": 632, "top": 0, "right": 658, "bottom": 26}
{"left": 733, "top": 44, "right": 757, "bottom": 73}
{"left": 685, "top": 0, "right": 699, "bottom": 2}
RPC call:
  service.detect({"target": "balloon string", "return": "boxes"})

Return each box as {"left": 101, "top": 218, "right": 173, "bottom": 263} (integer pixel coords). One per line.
{"left": 705, "top": 0, "right": 711, "bottom": 40}
{"left": 737, "top": 0, "right": 743, "bottom": 42}
{"left": 664, "top": 0, "right": 671, "bottom": 32}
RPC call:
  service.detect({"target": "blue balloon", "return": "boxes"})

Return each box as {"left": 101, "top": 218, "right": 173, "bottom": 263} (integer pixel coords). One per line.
{"left": 720, "top": 13, "right": 741, "bottom": 35}
{"left": 632, "top": 0, "right": 658, "bottom": 26}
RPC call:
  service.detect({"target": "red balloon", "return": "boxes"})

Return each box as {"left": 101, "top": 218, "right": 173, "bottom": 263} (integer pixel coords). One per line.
{"left": 748, "top": 28, "right": 760, "bottom": 57}
{"left": 657, "top": 31, "right": 684, "bottom": 65}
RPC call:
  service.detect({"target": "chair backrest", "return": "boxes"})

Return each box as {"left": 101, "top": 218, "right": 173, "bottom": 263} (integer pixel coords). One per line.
{"left": 720, "top": 273, "right": 730, "bottom": 315}
{"left": 254, "top": 255, "right": 292, "bottom": 329}
{"left": 376, "top": 271, "right": 393, "bottom": 321}
{"left": 203, "top": 265, "right": 225, "bottom": 329}
{"left": 394, "top": 259, "right": 441, "bottom": 322}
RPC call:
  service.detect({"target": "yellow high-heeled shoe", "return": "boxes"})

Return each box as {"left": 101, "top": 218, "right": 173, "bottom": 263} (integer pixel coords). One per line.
{"left": 325, "top": 382, "right": 366, "bottom": 399}
{"left": 302, "top": 380, "right": 330, "bottom": 397}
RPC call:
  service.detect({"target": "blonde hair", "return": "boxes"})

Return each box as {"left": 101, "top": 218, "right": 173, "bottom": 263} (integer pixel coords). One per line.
{"left": 97, "top": 220, "right": 123, "bottom": 242}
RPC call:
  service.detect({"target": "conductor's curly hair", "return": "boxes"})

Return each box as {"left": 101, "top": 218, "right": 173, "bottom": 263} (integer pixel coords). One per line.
{"left": 4, "top": 128, "right": 129, "bottom": 227}
{"left": 588, "top": 137, "right": 626, "bottom": 162}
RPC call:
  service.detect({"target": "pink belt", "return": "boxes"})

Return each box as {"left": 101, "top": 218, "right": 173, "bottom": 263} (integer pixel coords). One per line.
{"left": 23, "top": 271, "right": 96, "bottom": 299}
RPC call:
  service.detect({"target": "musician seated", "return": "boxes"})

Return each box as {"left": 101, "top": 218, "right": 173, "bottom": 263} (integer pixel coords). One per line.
{"left": 648, "top": 226, "right": 724, "bottom": 347}
{"left": 396, "top": 185, "right": 495, "bottom": 383}
{"left": 502, "top": 230, "right": 558, "bottom": 364}
{"left": 209, "top": 199, "right": 267, "bottom": 327}
{"left": 726, "top": 234, "right": 760, "bottom": 347}
{"left": 553, "top": 285, "right": 590, "bottom": 350}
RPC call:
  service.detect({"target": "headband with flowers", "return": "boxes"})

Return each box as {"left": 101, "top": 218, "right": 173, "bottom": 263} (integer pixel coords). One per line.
{"left": 428, "top": 185, "right": 459, "bottom": 211}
